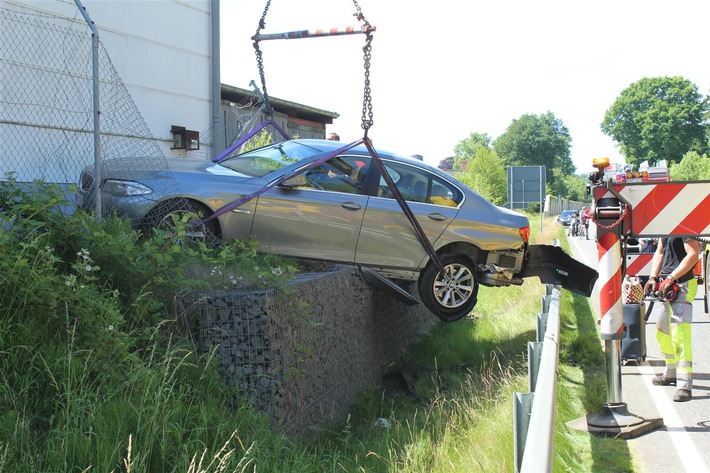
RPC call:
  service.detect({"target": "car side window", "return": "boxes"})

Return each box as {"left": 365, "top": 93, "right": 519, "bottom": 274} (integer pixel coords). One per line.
{"left": 300, "top": 156, "right": 370, "bottom": 195}
{"left": 378, "top": 162, "right": 461, "bottom": 207}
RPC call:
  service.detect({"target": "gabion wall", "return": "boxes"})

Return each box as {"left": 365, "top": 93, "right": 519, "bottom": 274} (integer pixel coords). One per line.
{"left": 182, "top": 266, "right": 436, "bottom": 436}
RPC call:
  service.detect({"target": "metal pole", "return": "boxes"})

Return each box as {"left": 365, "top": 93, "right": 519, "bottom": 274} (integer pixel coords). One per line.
{"left": 74, "top": 0, "right": 101, "bottom": 221}
{"left": 585, "top": 186, "right": 643, "bottom": 429}
{"left": 252, "top": 26, "right": 375, "bottom": 42}
{"left": 210, "top": 0, "right": 224, "bottom": 156}
{"left": 597, "top": 229, "right": 624, "bottom": 403}
{"left": 539, "top": 166, "right": 543, "bottom": 233}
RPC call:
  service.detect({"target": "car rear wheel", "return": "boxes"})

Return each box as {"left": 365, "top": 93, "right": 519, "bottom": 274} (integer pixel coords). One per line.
{"left": 143, "top": 199, "right": 219, "bottom": 246}
{"left": 418, "top": 254, "right": 479, "bottom": 322}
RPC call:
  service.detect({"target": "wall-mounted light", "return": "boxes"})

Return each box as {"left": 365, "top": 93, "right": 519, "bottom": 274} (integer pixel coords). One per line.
{"left": 171, "top": 125, "right": 200, "bottom": 150}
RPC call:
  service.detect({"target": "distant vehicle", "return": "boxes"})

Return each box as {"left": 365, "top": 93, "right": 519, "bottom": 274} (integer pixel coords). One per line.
{"left": 557, "top": 210, "right": 577, "bottom": 227}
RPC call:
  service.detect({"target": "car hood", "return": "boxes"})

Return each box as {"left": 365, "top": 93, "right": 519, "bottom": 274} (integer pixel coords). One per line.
{"left": 95, "top": 157, "right": 250, "bottom": 181}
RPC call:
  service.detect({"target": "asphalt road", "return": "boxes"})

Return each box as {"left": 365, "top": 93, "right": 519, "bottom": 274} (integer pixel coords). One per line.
{"left": 566, "top": 224, "right": 710, "bottom": 473}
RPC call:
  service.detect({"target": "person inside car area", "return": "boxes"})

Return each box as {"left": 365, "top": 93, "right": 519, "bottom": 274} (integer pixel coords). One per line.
{"left": 643, "top": 237, "right": 700, "bottom": 402}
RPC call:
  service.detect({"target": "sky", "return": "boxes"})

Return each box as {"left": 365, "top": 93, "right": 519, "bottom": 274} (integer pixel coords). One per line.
{"left": 220, "top": 0, "right": 710, "bottom": 173}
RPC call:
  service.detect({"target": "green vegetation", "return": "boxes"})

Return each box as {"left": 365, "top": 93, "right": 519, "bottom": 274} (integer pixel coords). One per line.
{"left": 601, "top": 76, "right": 709, "bottom": 167}
{"left": 0, "top": 180, "right": 632, "bottom": 472}
{"left": 493, "top": 112, "right": 575, "bottom": 187}
{"left": 670, "top": 151, "right": 710, "bottom": 181}
{"left": 456, "top": 147, "right": 508, "bottom": 206}
{"left": 446, "top": 75, "right": 710, "bottom": 203}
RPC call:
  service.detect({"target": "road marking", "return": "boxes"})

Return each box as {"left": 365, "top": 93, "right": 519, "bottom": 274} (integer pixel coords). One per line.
{"left": 638, "top": 364, "right": 710, "bottom": 473}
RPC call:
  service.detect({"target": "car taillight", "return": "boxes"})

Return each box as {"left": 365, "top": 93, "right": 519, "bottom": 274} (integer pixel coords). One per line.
{"left": 519, "top": 226, "right": 530, "bottom": 243}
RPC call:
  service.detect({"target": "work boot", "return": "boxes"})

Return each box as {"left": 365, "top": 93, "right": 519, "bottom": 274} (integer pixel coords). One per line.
{"left": 651, "top": 375, "right": 676, "bottom": 386}
{"left": 673, "top": 389, "right": 692, "bottom": 402}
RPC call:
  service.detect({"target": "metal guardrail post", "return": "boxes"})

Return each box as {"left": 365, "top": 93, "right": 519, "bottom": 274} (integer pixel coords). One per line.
{"left": 514, "top": 284, "right": 561, "bottom": 473}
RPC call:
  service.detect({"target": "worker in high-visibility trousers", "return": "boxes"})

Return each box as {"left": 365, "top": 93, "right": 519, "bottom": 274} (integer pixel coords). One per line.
{"left": 644, "top": 237, "right": 700, "bottom": 402}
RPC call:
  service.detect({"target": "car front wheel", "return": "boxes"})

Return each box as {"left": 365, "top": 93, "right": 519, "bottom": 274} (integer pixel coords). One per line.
{"left": 143, "top": 199, "right": 219, "bottom": 246}
{"left": 418, "top": 254, "right": 479, "bottom": 322}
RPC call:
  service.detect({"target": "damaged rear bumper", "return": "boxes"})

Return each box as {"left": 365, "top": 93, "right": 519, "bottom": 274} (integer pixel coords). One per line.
{"left": 519, "top": 244, "right": 598, "bottom": 297}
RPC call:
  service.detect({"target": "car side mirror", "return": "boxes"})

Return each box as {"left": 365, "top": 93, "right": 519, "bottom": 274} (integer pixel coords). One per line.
{"left": 280, "top": 174, "right": 308, "bottom": 188}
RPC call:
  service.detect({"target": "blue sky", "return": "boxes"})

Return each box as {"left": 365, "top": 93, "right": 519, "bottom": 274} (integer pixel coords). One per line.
{"left": 221, "top": 0, "right": 710, "bottom": 173}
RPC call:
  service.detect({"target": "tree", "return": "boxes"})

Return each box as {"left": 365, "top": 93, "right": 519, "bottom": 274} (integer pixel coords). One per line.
{"left": 548, "top": 169, "right": 588, "bottom": 202}
{"left": 601, "top": 76, "right": 710, "bottom": 167}
{"left": 438, "top": 156, "right": 454, "bottom": 170}
{"left": 493, "top": 112, "right": 574, "bottom": 186}
{"left": 453, "top": 132, "right": 492, "bottom": 170}
{"left": 457, "top": 147, "right": 507, "bottom": 206}
{"left": 669, "top": 151, "right": 710, "bottom": 181}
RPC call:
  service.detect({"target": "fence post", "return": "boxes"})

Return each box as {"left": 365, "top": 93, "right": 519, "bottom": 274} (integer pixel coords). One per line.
{"left": 74, "top": 0, "right": 102, "bottom": 221}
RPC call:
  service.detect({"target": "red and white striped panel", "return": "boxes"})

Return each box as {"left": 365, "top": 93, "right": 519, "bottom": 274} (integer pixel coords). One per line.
{"left": 598, "top": 232, "right": 624, "bottom": 338}
{"left": 613, "top": 181, "right": 710, "bottom": 237}
{"left": 625, "top": 253, "right": 653, "bottom": 277}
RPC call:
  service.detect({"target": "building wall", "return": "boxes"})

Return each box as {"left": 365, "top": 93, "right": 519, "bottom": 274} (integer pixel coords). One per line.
{"left": 2, "top": 0, "right": 213, "bottom": 161}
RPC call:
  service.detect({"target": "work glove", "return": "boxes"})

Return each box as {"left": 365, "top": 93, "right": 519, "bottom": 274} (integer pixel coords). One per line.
{"left": 657, "top": 277, "right": 679, "bottom": 302}
{"left": 643, "top": 277, "right": 657, "bottom": 297}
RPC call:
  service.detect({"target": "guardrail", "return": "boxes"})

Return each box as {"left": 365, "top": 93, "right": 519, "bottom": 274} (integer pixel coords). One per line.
{"left": 513, "top": 282, "right": 562, "bottom": 473}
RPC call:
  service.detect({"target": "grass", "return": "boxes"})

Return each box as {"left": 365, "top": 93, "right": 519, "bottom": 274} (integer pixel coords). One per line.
{"left": 0, "top": 183, "right": 636, "bottom": 472}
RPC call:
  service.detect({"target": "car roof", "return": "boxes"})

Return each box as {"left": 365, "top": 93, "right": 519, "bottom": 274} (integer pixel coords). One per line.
{"left": 292, "top": 139, "right": 429, "bottom": 167}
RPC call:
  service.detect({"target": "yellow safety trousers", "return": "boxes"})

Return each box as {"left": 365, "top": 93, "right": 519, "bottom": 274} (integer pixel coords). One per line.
{"left": 655, "top": 279, "right": 697, "bottom": 390}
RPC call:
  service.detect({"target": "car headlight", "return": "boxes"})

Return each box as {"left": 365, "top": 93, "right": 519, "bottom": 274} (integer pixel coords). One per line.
{"left": 103, "top": 179, "right": 153, "bottom": 196}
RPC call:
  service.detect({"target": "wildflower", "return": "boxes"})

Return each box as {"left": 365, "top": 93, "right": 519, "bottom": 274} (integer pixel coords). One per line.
{"left": 272, "top": 267, "right": 283, "bottom": 276}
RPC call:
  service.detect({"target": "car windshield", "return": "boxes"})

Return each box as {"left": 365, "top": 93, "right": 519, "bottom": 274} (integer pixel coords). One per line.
{"left": 219, "top": 141, "right": 323, "bottom": 177}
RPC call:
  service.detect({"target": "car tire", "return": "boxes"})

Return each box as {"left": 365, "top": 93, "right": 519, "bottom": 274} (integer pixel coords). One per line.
{"left": 418, "top": 254, "right": 479, "bottom": 322}
{"left": 143, "top": 199, "right": 219, "bottom": 246}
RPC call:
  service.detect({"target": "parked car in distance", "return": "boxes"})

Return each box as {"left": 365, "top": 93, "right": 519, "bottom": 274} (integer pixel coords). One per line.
{"left": 76, "top": 139, "right": 593, "bottom": 322}
{"left": 557, "top": 210, "right": 577, "bottom": 226}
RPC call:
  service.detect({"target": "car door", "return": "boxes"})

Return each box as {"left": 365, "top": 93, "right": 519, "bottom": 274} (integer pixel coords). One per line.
{"left": 355, "top": 160, "right": 462, "bottom": 269}
{"left": 249, "top": 155, "right": 370, "bottom": 263}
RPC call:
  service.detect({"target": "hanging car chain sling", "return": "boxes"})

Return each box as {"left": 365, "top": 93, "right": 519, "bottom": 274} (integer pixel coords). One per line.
{"left": 253, "top": 0, "right": 274, "bottom": 119}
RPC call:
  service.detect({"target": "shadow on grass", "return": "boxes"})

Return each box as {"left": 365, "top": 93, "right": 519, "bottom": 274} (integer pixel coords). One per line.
{"left": 563, "top": 290, "right": 636, "bottom": 472}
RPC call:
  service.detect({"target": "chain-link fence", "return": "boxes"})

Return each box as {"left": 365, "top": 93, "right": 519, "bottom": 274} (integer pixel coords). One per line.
{"left": 0, "top": 6, "right": 207, "bottom": 235}
{"left": 1, "top": 7, "right": 165, "bottom": 182}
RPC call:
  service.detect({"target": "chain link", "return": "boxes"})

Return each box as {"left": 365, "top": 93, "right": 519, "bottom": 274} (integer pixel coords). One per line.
{"left": 251, "top": 1, "right": 374, "bottom": 131}
{"left": 253, "top": 0, "right": 273, "bottom": 118}
{"left": 594, "top": 205, "right": 628, "bottom": 229}
{"left": 352, "top": 0, "right": 374, "bottom": 134}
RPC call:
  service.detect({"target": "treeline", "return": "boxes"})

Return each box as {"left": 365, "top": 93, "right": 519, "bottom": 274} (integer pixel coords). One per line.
{"left": 442, "top": 76, "right": 710, "bottom": 203}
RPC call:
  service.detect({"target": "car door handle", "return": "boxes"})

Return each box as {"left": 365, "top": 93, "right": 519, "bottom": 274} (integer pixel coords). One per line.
{"left": 427, "top": 212, "right": 448, "bottom": 221}
{"left": 341, "top": 202, "right": 362, "bottom": 211}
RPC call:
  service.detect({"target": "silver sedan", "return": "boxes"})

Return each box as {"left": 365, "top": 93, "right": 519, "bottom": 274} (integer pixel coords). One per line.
{"left": 76, "top": 139, "right": 589, "bottom": 321}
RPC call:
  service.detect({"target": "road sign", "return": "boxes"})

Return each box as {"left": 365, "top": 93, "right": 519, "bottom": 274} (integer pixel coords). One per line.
{"left": 507, "top": 166, "right": 546, "bottom": 210}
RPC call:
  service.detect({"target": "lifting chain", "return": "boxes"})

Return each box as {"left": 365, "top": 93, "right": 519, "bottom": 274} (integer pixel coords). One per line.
{"left": 352, "top": 0, "right": 374, "bottom": 136}
{"left": 252, "top": 1, "right": 375, "bottom": 134}
{"left": 253, "top": 0, "right": 274, "bottom": 119}
{"left": 594, "top": 204, "right": 628, "bottom": 230}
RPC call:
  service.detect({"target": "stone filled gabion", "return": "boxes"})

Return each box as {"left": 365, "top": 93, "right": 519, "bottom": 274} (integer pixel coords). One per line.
{"left": 183, "top": 266, "right": 436, "bottom": 436}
